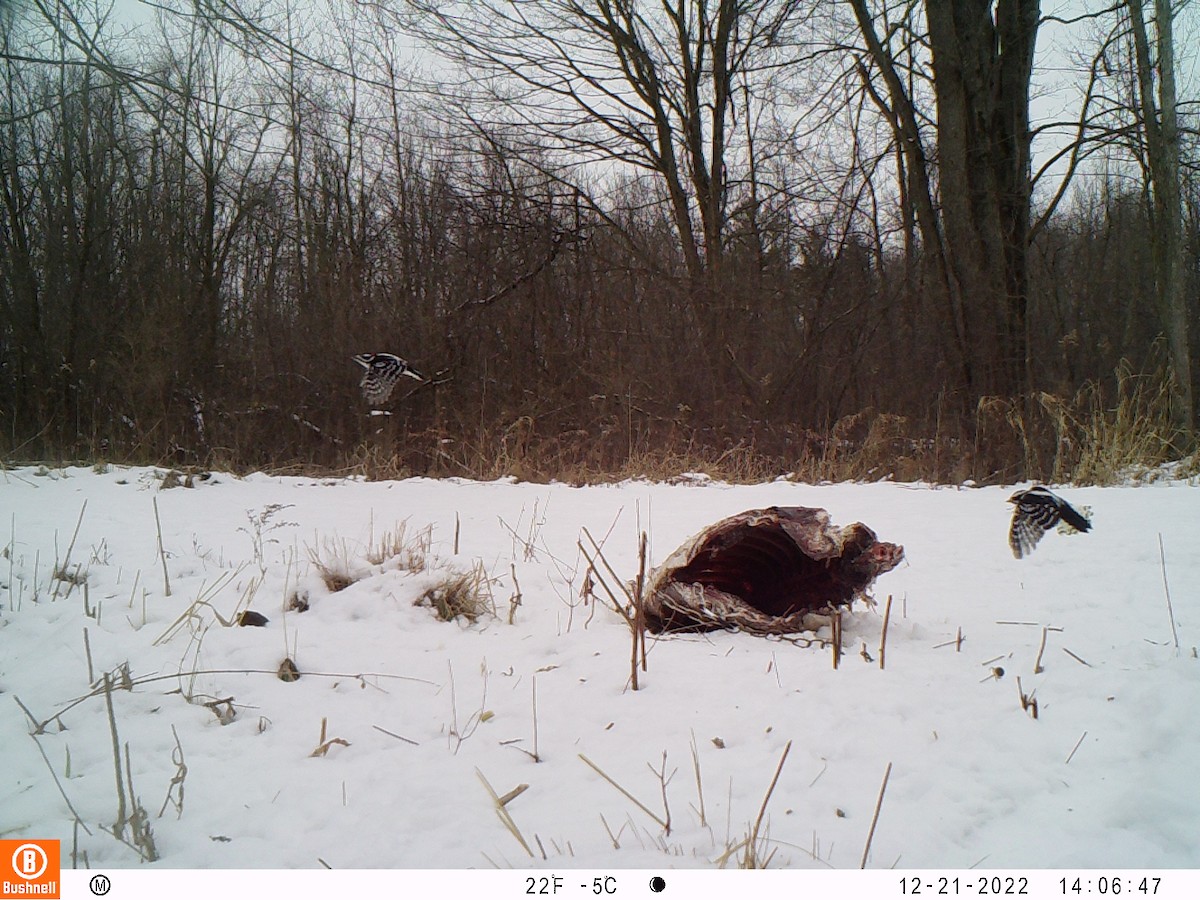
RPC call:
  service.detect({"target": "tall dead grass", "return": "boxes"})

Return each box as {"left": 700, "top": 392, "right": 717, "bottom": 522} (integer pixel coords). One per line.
{"left": 13, "top": 367, "right": 1189, "bottom": 487}
{"left": 982, "top": 362, "right": 1195, "bottom": 486}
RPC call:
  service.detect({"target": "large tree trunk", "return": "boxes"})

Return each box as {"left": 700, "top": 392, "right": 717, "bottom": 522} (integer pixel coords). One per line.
{"left": 1127, "top": 0, "right": 1194, "bottom": 436}
{"left": 925, "top": 0, "right": 1040, "bottom": 400}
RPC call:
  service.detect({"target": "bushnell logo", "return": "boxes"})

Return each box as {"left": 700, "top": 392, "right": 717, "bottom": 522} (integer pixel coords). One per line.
{"left": 1, "top": 841, "right": 60, "bottom": 899}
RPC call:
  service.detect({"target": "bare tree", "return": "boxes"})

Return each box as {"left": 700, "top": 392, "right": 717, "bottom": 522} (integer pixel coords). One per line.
{"left": 399, "top": 0, "right": 814, "bottom": 402}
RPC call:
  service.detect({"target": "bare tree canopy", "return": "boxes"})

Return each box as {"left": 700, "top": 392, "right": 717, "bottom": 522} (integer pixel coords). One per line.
{"left": 1, "top": 0, "right": 1196, "bottom": 480}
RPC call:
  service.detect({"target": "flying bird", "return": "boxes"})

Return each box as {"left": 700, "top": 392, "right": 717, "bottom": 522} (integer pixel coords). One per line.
{"left": 352, "top": 352, "right": 424, "bottom": 405}
{"left": 1007, "top": 486, "right": 1091, "bottom": 558}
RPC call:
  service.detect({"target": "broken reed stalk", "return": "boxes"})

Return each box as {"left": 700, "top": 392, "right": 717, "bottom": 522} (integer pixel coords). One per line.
{"left": 124, "top": 741, "right": 159, "bottom": 860}
{"left": 84, "top": 627, "right": 95, "bottom": 685}
{"left": 879, "top": 594, "right": 892, "bottom": 670}
{"left": 476, "top": 768, "right": 533, "bottom": 857}
{"left": 102, "top": 674, "right": 128, "bottom": 839}
{"left": 860, "top": 761, "right": 893, "bottom": 869}
{"left": 1016, "top": 676, "right": 1039, "bottom": 719}
{"left": 310, "top": 716, "right": 351, "bottom": 757}
{"left": 578, "top": 753, "right": 668, "bottom": 830}
{"left": 1034, "top": 626, "right": 1048, "bottom": 674}
{"left": 1157, "top": 534, "right": 1181, "bottom": 651}
{"left": 497, "top": 783, "right": 529, "bottom": 806}
{"left": 508, "top": 562, "right": 523, "bottom": 625}
{"left": 153, "top": 497, "right": 171, "bottom": 597}
{"left": 577, "top": 534, "right": 631, "bottom": 619}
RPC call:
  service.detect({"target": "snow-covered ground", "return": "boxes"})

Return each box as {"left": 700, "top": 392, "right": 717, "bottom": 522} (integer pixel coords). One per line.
{"left": 2, "top": 465, "right": 1197, "bottom": 873}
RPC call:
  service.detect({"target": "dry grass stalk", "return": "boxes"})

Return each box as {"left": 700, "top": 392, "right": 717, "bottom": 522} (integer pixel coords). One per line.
{"left": 647, "top": 751, "right": 676, "bottom": 835}
{"left": 831, "top": 611, "right": 843, "bottom": 669}
{"left": 1158, "top": 534, "right": 1181, "bottom": 651}
{"left": 366, "top": 520, "right": 431, "bottom": 570}
{"left": 879, "top": 594, "right": 892, "bottom": 670}
{"left": 371, "top": 724, "right": 419, "bottom": 746}
{"left": 580, "top": 527, "right": 635, "bottom": 614}
{"left": 1034, "top": 626, "right": 1048, "bottom": 674}
{"left": 623, "top": 531, "right": 649, "bottom": 690}
{"left": 1016, "top": 677, "right": 1039, "bottom": 719}
{"left": 744, "top": 739, "right": 791, "bottom": 868}
{"left": 578, "top": 527, "right": 645, "bottom": 688}
{"left": 83, "top": 627, "right": 96, "bottom": 685}
{"left": 158, "top": 725, "right": 188, "bottom": 818}
{"left": 308, "top": 539, "right": 358, "bottom": 592}
{"left": 689, "top": 731, "right": 707, "bottom": 828}
{"left": 153, "top": 567, "right": 245, "bottom": 645}
{"left": 416, "top": 561, "right": 494, "bottom": 623}
{"left": 51, "top": 501, "right": 87, "bottom": 602}
{"left": 153, "top": 497, "right": 171, "bottom": 597}
{"left": 508, "top": 563, "right": 523, "bottom": 625}
{"left": 122, "top": 743, "right": 159, "bottom": 861}
{"left": 1065, "top": 731, "right": 1088, "bottom": 765}
{"left": 531, "top": 676, "right": 540, "bottom": 762}
{"left": 599, "top": 813, "right": 623, "bottom": 850}
{"left": 103, "top": 674, "right": 128, "bottom": 839}
{"left": 860, "top": 761, "right": 893, "bottom": 868}
{"left": 579, "top": 753, "right": 668, "bottom": 830}
{"left": 25, "top": 728, "right": 94, "bottom": 837}
{"left": 1062, "top": 648, "right": 1092, "bottom": 667}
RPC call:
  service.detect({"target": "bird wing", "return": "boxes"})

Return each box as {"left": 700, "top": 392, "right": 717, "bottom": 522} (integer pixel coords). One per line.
{"left": 1009, "top": 508, "right": 1047, "bottom": 558}
{"left": 1008, "top": 489, "right": 1091, "bottom": 557}
{"left": 1055, "top": 499, "right": 1092, "bottom": 534}
{"left": 1009, "top": 493, "right": 1061, "bottom": 558}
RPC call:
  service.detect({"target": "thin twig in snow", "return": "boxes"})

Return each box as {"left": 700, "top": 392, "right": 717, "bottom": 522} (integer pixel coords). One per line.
{"left": 860, "top": 761, "right": 893, "bottom": 868}
{"left": 1158, "top": 534, "right": 1180, "bottom": 651}
{"left": 1065, "top": 731, "right": 1088, "bottom": 765}
{"left": 1062, "top": 648, "right": 1092, "bottom": 667}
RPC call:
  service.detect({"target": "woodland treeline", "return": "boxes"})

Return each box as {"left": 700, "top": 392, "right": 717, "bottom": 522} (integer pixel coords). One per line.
{"left": 1, "top": 0, "right": 1198, "bottom": 483}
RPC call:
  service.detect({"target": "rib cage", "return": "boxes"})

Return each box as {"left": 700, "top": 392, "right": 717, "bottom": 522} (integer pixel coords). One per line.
{"left": 640, "top": 506, "right": 904, "bottom": 634}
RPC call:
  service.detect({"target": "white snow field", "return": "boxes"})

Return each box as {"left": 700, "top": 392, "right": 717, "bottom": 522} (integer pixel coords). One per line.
{"left": 1, "top": 465, "right": 1197, "bottom": 875}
